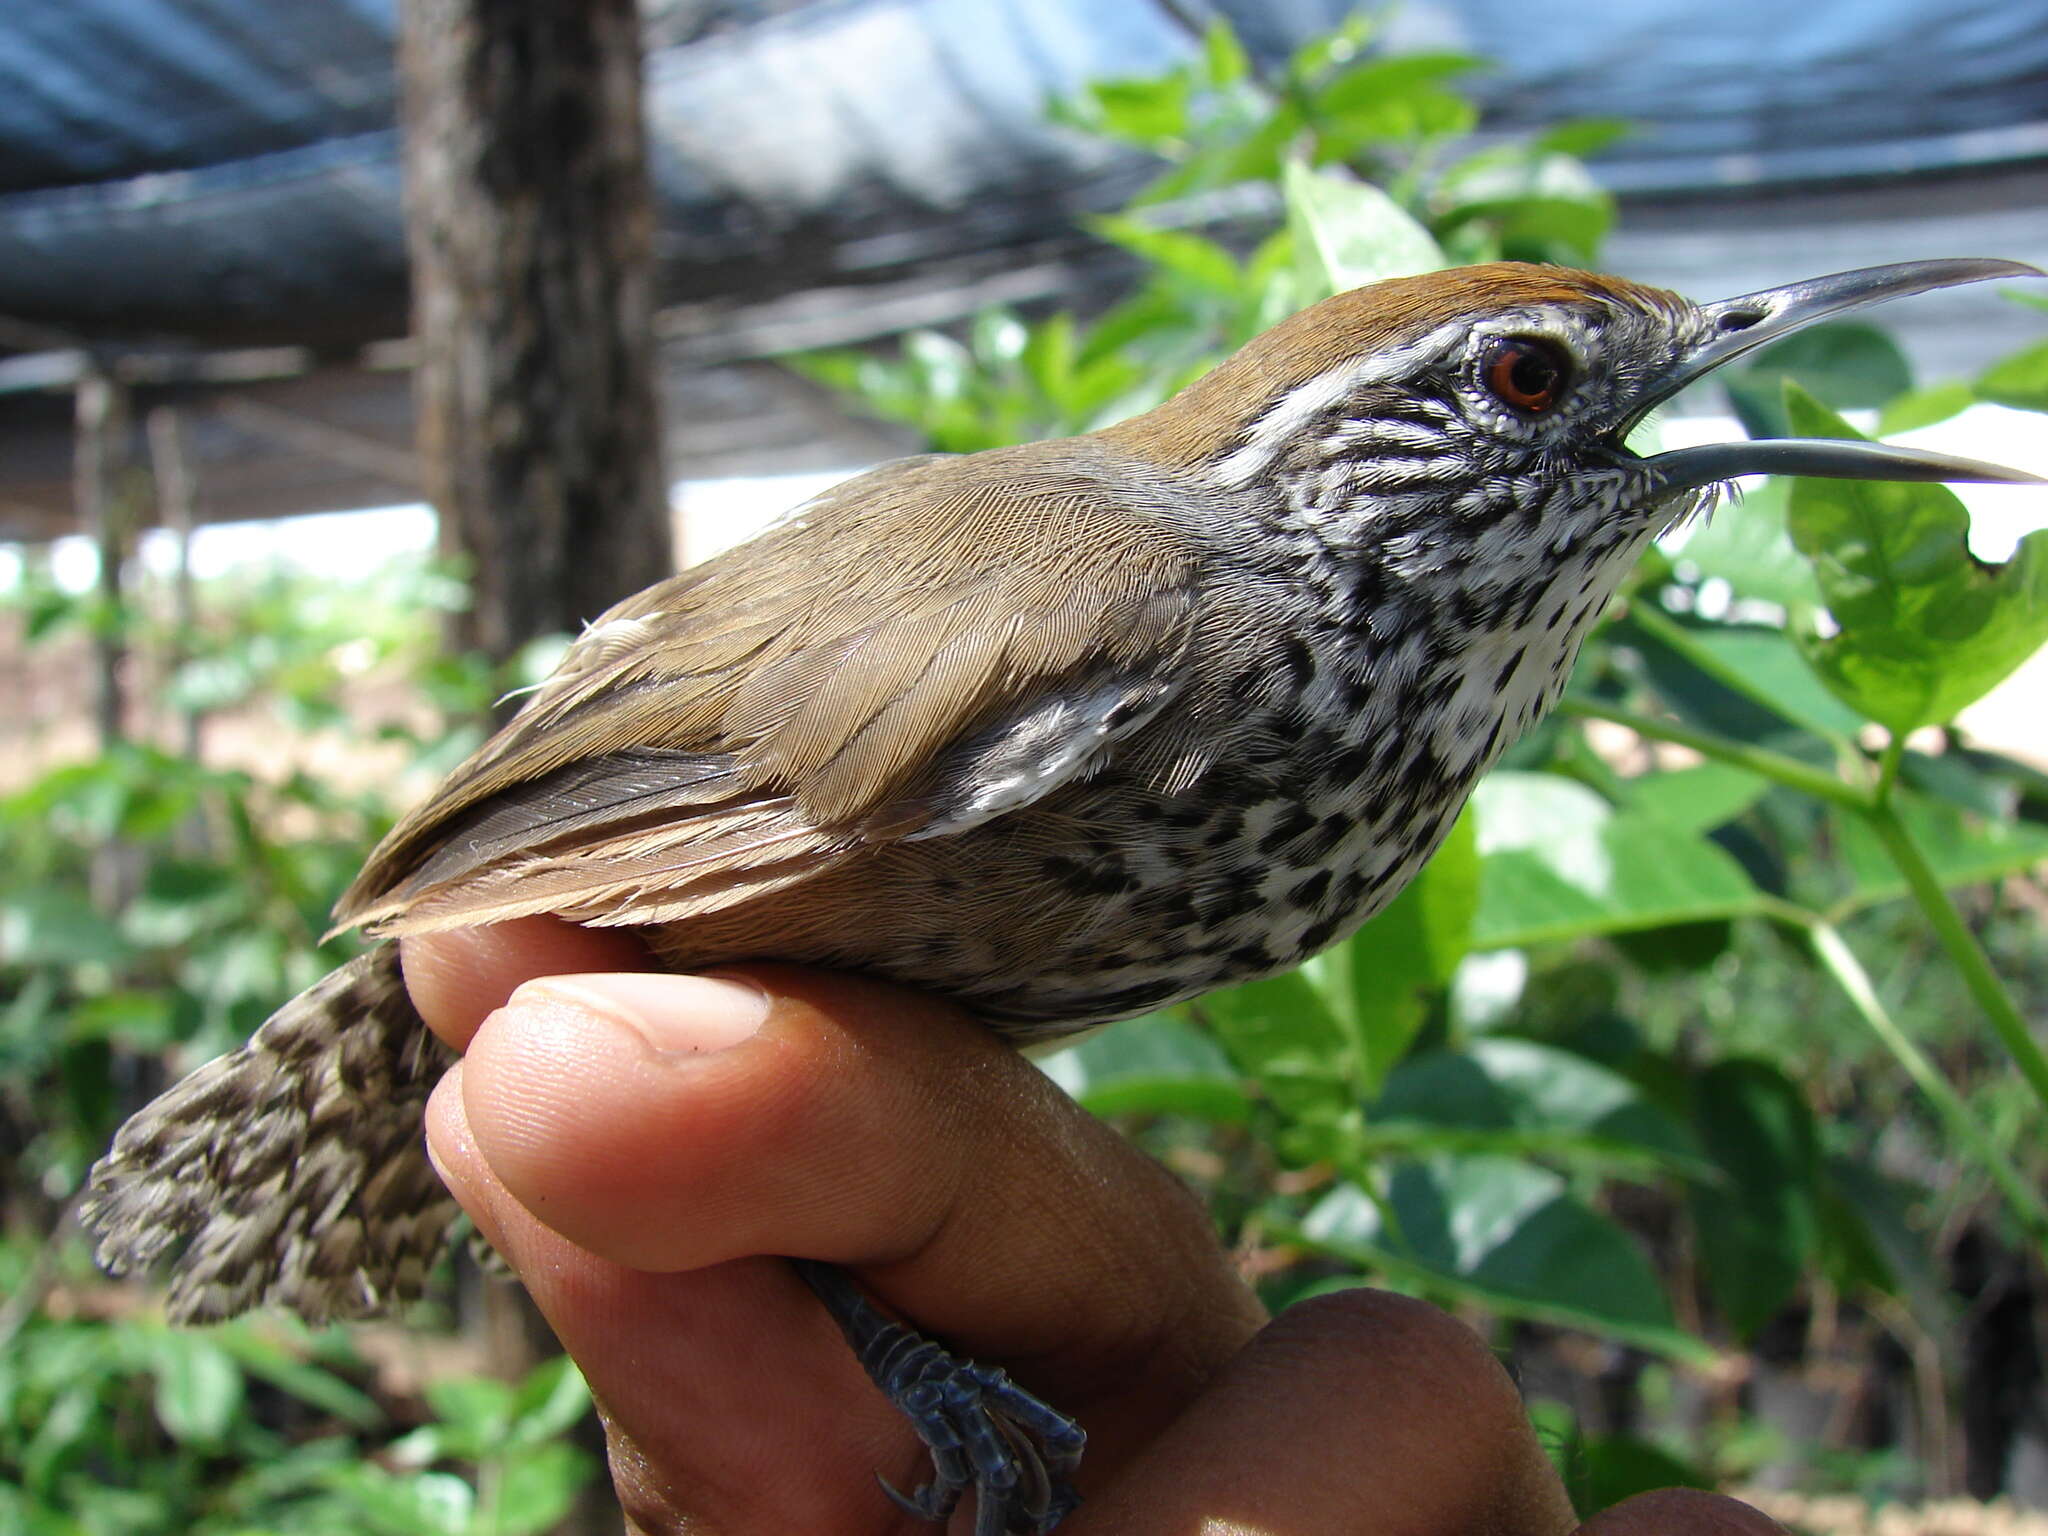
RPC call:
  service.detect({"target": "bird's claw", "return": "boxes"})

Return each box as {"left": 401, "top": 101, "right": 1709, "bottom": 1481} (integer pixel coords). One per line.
{"left": 874, "top": 1358, "right": 1084, "bottom": 1534}
{"left": 791, "top": 1259, "right": 1084, "bottom": 1533}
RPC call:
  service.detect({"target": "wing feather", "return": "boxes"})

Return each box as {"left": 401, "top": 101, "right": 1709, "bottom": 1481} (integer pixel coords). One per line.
{"left": 337, "top": 442, "right": 1203, "bottom": 934}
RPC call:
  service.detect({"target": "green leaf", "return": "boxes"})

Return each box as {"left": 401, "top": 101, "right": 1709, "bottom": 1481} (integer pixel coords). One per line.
{"left": 509, "top": 1355, "right": 593, "bottom": 1444}
{"left": 1298, "top": 1162, "right": 1696, "bottom": 1356}
{"left": 1080, "top": 74, "right": 1193, "bottom": 147}
{"left": 1193, "top": 966, "right": 1353, "bottom": 1123}
{"left": 1289, "top": 13, "right": 1377, "bottom": 83}
{"left": 1533, "top": 117, "right": 1632, "bottom": 158}
{"left": 1616, "top": 761, "right": 1771, "bottom": 839}
{"left": 1976, "top": 337, "right": 2048, "bottom": 413}
{"left": 1020, "top": 313, "right": 1076, "bottom": 398}
{"left": 1664, "top": 477, "right": 1821, "bottom": 608}
{"left": 423, "top": 1375, "right": 515, "bottom": 1457}
{"left": 1283, "top": 160, "right": 1443, "bottom": 300}
{"left": 1086, "top": 215, "right": 1241, "bottom": 294}
{"left": 322, "top": 1465, "right": 475, "bottom": 1536}
{"left": 1306, "top": 808, "right": 1477, "bottom": 1089}
{"left": 1829, "top": 788, "right": 2048, "bottom": 909}
{"left": 1201, "top": 19, "right": 1249, "bottom": 87}
{"left": 1469, "top": 773, "right": 1763, "bottom": 949}
{"left": 494, "top": 1442, "right": 595, "bottom": 1535}
{"left": 1723, "top": 323, "right": 1913, "bottom": 438}
{"left": 1314, "top": 51, "right": 1481, "bottom": 116}
{"left": 1630, "top": 620, "right": 1868, "bottom": 741}
{"left": 150, "top": 1331, "right": 244, "bottom": 1444}
{"left": 1784, "top": 384, "right": 2048, "bottom": 733}
{"left": 1432, "top": 149, "right": 1614, "bottom": 264}
{"left": 1037, "top": 1013, "right": 1250, "bottom": 1122}
{"left": 216, "top": 1327, "right": 382, "bottom": 1428}
{"left": 1878, "top": 380, "right": 1977, "bottom": 435}
{"left": 1687, "top": 1060, "right": 1819, "bottom": 1338}
{"left": 0, "top": 888, "right": 131, "bottom": 967}
{"left": 1371, "top": 1037, "right": 1704, "bottom": 1177}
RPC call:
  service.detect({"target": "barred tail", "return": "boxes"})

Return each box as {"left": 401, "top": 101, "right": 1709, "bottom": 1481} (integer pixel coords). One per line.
{"left": 80, "top": 945, "right": 457, "bottom": 1324}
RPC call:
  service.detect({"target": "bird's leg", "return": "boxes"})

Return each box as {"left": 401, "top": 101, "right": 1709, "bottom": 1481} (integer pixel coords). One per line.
{"left": 788, "top": 1258, "right": 1085, "bottom": 1535}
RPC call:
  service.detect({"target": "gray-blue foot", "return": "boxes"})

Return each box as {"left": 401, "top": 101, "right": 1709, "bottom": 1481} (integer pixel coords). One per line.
{"left": 791, "top": 1258, "right": 1086, "bottom": 1535}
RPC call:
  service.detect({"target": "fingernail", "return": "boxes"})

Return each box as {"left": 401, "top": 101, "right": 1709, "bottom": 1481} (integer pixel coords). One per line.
{"left": 508, "top": 973, "right": 771, "bottom": 1054}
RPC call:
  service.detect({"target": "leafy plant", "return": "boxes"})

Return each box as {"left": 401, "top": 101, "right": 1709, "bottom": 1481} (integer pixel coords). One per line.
{"left": 0, "top": 1256, "right": 593, "bottom": 1536}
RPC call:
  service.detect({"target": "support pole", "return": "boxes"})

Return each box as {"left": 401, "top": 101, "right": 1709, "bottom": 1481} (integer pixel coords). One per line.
{"left": 75, "top": 368, "right": 132, "bottom": 755}
{"left": 146, "top": 406, "right": 203, "bottom": 762}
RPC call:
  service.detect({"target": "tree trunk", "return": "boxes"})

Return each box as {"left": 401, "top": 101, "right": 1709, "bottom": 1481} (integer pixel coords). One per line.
{"left": 398, "top": 0, "right": 672, "bottom": 666}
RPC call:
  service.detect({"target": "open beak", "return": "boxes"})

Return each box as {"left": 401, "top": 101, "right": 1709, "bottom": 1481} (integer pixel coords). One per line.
{"left": 1636, "top": 258, "right": 2046, "bottom": 495}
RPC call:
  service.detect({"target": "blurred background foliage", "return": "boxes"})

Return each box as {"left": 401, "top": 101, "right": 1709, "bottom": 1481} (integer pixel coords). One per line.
{"left": 3, "top": 15, "right": 2045, "bottom": 1534}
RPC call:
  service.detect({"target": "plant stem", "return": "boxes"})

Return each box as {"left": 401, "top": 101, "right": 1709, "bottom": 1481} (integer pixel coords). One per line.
{"left": 1806, "top": 922, "right": 2048, "bottom": 1249}
{"left": 1556, "top": 697, "right": 1871, "bottom": 811}
{"left": 1864, "top": 804, "right": 2048, "bottom": 1115}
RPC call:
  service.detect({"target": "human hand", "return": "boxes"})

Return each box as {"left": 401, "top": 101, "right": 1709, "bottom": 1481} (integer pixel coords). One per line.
{"left": 404, "top": 917, "right": 1780, "bottom": 1535}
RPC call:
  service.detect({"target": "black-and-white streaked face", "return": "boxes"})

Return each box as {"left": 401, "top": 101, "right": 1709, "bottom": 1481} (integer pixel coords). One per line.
{"left": 1194, "top": 258, "right": 2039, "bottom": 566}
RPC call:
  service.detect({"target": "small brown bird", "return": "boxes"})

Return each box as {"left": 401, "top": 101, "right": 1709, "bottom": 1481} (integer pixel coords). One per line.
{"left": 86, "top": 258, "right": 2038, "bottom": 1533}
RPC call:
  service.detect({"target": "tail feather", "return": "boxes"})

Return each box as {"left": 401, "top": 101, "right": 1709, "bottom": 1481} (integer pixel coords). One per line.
{"left": 81, "top": 945, "right": 457, "bottom": 1324}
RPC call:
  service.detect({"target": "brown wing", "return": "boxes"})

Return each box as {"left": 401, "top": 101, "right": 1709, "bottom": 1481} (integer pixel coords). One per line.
{"left": 336, "top": 443, "right": 1202, "bottom": 936}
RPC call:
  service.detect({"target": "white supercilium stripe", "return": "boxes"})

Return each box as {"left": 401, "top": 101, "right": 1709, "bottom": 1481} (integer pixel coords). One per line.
{"left": 1204, "top": 322, "right": 1468, "bottom": 491}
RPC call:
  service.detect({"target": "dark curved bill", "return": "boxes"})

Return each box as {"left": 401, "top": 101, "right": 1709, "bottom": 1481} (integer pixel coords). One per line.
{"left": 1653, "top": 257, "right": 2044, "bottom": 405}
{"left": 1648, "top": 438, "right": 2047, "bottom": 495}
{"left": 1632, "top": 256, "right": 2045, "bottom": 490}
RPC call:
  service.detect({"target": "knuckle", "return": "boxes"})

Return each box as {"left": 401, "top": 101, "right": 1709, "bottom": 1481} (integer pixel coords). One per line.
{"left": 1263, "top": 1287, "right": 1521, "bottom": 1414}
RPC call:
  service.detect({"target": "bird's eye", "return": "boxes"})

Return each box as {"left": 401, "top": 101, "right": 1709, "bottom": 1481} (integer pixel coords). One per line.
{"left": 1481, "top": 337, "right": 1572, "bottom": 415}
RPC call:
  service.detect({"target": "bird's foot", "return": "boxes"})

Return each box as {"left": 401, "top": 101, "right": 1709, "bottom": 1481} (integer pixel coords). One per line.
{"left": 790, "top": 1258, "right": 1084, "bottom": 1534}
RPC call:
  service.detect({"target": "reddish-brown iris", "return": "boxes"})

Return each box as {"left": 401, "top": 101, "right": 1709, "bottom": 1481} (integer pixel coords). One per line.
{"left": 1482, "top": 337, "right": 1571, "bottom": 414}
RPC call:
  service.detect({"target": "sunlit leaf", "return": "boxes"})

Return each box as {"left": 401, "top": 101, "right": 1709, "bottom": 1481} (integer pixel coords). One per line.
{"left": 1306, "top": 808, "right": 1477, "bottom": 1089}
{"left": 1628, "top": 618, "right": 1868, "bottom": 741}
{"left": 1037, "top": 1013, "right": 1250, "bottom": 1122}
{"left": 1877, "top": 380, "right": 1976, "bottom": 435}
{"left": 1284, "top": 160, "right": 1443, "bottom": 299}
{"left": 1371, "top": 1036, "right": 1704, "bottom": 1176}
{"left": 150, "top": 1332, "right": 243, "bottom": 1444}
{"left": 1784, "top": 384, "right": 2048, "bottom": 733}
{"left": 422, "top": 1375, "right": 515, "bottom": 1456}
{"left": 1665, "top": 478, "right": 1821, "bottom": 609}
{"left": 1470, "top": 774, "right": 1763, "bottom": 949}
{"left": 1201, "top": 18, "right": 1250, "bottom": 86}
{"left": 1976, "top": 336, "right": 2048, "bottom": 413}
{"left": 1533, "top": 118, "right": 1632, "bottom": 158}
{"left": 495, "top": 1442, "right": 596, "bottom": 1536}
{"left": 1086, "top": 216, "right": 1241, "bottom": 294}
{"left": 1297, "top": 1163, "right": 1699, "bottom": 1357}
{"left": 1195, "top": 962, "right": 1355, "bottom": 1122}
{"left": 1616, "top": 761, "right": 1771, "bottom": 839}
{"left": 509, "top": 1355, "right": 593, "bottom": 1444}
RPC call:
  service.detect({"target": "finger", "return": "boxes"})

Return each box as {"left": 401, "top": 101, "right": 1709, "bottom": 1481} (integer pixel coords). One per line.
{"left": 1578, "top": 1489, "right": 1786, "bottom": 1535}
{"left": 425, "top": 1061, "right": 914, "bottom": 1531}
{"left": 401, "top": 918, "right": 651, "bottom": 1052}
{"left": 423, "top": 933, "right": 1265, "bottom": 1474}
{"left": 1068, "top": 1288, "right": 1579, "bottom": 1536}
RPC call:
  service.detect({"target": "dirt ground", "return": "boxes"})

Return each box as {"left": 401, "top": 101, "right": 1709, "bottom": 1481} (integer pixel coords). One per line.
{"left": 1737, "top": 1492, "right": 2048, "bottom": 1536}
